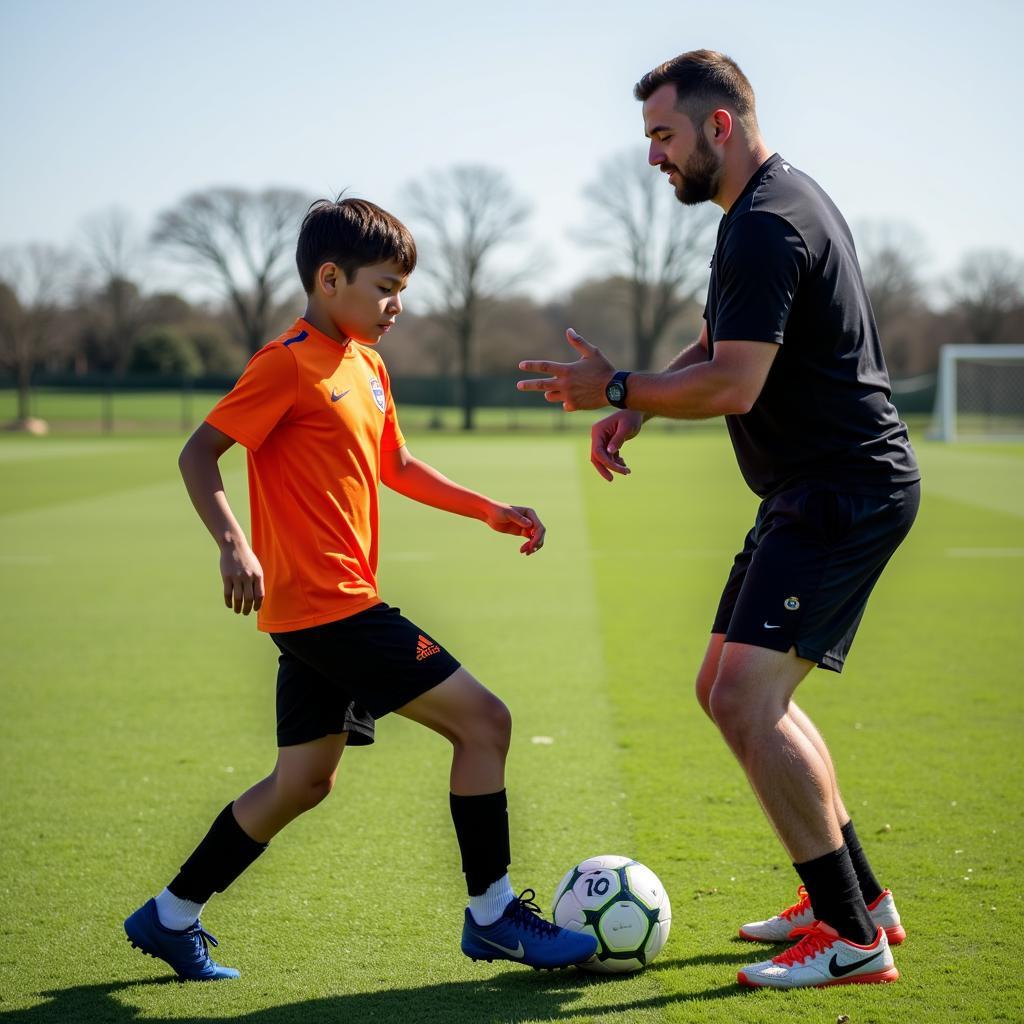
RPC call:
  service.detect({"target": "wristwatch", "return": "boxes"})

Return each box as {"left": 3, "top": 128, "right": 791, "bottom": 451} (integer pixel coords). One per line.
{"left": 605, "top": 371, "right": 631, "bottom": 409}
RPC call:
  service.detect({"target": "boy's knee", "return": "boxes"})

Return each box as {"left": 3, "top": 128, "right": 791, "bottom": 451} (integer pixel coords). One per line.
{"left": 482, "top": 695, "right": 512, "bottom": 752}
{"left": 277, "top": 772, "right": 335, "bottom": 813}
{"left": 458, "top": 693, "right": 512, "bottom": 753}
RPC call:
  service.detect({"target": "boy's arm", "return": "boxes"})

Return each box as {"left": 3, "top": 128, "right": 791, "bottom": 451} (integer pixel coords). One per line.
{"left": 380, "top": 446, "right": 545, "bottom": 555}
{"left": 178, "top": 421, "right": 265, "bottom": 614}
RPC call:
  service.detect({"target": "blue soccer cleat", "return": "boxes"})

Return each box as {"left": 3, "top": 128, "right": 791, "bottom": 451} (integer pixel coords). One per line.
{"left": 461, "top": 888, "right": 598, "bottom": 970}
{"left": 124, "top": 898, "right": 240, "bottom": 980}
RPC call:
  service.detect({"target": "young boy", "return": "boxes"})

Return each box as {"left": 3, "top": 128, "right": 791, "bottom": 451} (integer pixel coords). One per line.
{"left": 123, "top": 197, "right": 597, "bottom": 980}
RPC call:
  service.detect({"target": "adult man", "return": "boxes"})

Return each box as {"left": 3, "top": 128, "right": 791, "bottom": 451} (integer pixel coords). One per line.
{"left": 518, "top": 50, "right": 919, "bottom": 989}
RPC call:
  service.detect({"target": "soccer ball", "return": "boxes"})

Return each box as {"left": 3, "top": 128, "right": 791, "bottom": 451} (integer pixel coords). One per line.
{"left": 552, "top": 854, "right": 671, "bottom": 973}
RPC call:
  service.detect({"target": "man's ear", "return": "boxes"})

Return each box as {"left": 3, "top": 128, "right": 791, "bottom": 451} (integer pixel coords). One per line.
{"left": 709, "top": 108, "right": 734, "bottom": 144}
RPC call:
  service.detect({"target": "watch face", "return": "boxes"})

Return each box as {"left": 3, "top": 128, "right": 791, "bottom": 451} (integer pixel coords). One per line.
{"left": 608, "top": 383, "right": 624, "bottom": 403}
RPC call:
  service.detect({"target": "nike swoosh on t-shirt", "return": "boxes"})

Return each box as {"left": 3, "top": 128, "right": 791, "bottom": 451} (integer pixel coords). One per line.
{"left": 331, "top": 389, "right": 350, "bottom": 402}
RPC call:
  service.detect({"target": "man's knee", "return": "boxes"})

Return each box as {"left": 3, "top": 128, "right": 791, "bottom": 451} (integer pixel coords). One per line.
{"left": 695, "top": 663, "right": 716, "bottom": 719}
{"left": 707, "top": 679, "right": 746, "bottom": 739}
{"left": 695, "top": 633, "right": 726, "bottom": 720}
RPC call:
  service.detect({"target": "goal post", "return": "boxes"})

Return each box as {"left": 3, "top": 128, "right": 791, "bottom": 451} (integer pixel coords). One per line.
{"left": 933, "top": 344, "right": 1024, "bottom": 442}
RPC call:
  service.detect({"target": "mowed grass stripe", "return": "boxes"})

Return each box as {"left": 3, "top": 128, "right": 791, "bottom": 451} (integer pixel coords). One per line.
{"left": 0, "top": 436, "right": 629, "bottom": 1022}
{"left": 582, "top": 431, "right": 1024, "bottom": 1023}
{"left": 0, "top": 436, "right": 237, "bottom": 517}
{"left": 1, "top": 430, "right": 1022, "bottom": 1023}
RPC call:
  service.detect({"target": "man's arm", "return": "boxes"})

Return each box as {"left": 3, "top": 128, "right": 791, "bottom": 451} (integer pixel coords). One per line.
{"left": 586, "top": 323, "right": 709, "bottom": 481}
{"left": 638, "top": 321, "right": 710, "bottom": 425}
{"left": 518, "top": 327, "right": 778, "bottom": 418}
{"left": 623, "top": 339, "right": 778, "bottom": 419}
{"left": 380, "top": 446, "right": 545, "bottom": 555}
{"left": 663, "top": 320, "right": 710, "bottom": 373}
{"left": 178, "top": 421, "right": 264, "bottom": 614}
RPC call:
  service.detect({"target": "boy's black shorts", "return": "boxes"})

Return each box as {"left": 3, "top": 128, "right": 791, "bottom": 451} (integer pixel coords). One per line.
{"left": 271, "top": 603, "right": 461, "bottom": 748}
{"left": 711, "top": 481, "right": 920, "bottom": 672}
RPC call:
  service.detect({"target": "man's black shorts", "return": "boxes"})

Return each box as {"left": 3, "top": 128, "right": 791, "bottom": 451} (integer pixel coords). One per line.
{"left": 271, "top": 603, "right": 461, "bottom": 747}
{"left": 711, "top": 482, "right": 920, "bottom": 672}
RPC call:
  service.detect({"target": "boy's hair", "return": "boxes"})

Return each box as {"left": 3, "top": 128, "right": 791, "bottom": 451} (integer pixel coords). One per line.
{"left": 296, "top": 197, "right": 417, "bottom": 294}
{"left": 633, "top": 50, "right": 757, "bottom": 132}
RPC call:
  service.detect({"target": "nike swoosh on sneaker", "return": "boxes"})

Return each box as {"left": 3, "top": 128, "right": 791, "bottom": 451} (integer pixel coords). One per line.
{"left": 477, "top": 936, "right": 525, "bottom": 958}
{"left": 331, "top": 389, "right": 350, "bottom": 402}
{"left": 828, "top": 949, "right": 882, "bottom": 977}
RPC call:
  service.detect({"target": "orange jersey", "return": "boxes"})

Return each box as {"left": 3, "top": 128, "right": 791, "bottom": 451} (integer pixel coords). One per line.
{"left": 206, "top": 318, "right": 405, "bottom": 633}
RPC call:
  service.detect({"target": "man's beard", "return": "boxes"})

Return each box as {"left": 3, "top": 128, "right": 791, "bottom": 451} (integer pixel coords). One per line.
{"left": 669, "top": 132, "right": 721, "bottom": 205}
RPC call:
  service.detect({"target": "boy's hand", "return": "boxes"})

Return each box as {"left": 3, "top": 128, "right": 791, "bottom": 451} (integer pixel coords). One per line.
{"left": 484, "top": 504, "right": 546, "bottom": 555}
{"left": 220, "top": 542, "right": 265, "bottom": 614}
{"left": 591, "top": 409, "right": 644, "bottom": 481}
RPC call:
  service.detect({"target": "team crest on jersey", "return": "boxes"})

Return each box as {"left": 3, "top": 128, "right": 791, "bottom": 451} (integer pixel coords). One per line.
{"left": 784, "top": 596, "right": 801, "bottom": 611}
{"left": 368, "top": 376, "right": 386, "bottom": 413}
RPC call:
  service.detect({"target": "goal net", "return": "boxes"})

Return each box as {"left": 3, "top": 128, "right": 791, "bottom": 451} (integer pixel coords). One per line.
{"left": 932, "top": 344, "right": 1024, "bottom": 442}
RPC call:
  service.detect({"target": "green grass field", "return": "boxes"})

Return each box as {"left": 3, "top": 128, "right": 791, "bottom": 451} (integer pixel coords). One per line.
{"left": 1, "top": 421, "right": 1022, "bottom": 1023}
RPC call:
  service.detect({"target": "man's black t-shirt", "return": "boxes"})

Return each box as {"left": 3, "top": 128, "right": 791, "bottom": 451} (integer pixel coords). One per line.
{"left": 704, "top": 153, "right": 919, "bottom": 498}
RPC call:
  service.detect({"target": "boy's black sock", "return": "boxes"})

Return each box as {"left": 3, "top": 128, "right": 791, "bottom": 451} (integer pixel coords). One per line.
{"left": 449, "top": 790, "right": 511, "bottom": 897}
{"left": 794, "top": 844, "right": 876, "bottom": 945}
{"left": 840, "top": 819, "right": 884, "bottom": 905}
{"left": 167, "top": 802, "right": 268, "bottom": 903}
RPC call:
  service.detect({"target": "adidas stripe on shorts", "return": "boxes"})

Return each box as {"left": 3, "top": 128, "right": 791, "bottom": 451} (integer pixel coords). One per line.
{"left": 271, "top": 603, "right": 461, "bottom": 747}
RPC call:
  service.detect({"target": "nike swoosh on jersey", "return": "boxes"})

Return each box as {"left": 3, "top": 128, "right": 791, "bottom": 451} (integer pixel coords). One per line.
{"left": 331, "top": 389, "right": 350, "bottom": 402}
{"left": 477, "top": 936, "right": 525, "bottom": 958}
{"left": 828, "top": 949, "right": 882, "bottom": 977}
{"left": 763, "top": 622, "right": 782, "bottom": 629}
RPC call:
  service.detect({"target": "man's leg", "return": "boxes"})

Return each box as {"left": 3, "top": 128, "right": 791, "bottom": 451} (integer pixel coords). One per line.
{"left": 708, "top": 642, "right": 874, "bottom": 944}
{"left": 786, "top": 701, "right": 885, "bottom": 906}
{"left": 397, "top": 667, "right": 597, "bottom": 969}
{"left": 700, "top": 636, "right": 860, "bottom": 834}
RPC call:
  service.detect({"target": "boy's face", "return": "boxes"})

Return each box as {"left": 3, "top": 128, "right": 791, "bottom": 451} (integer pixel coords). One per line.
{"left": 316, "top": 259, "right": 408, "bottom": 345}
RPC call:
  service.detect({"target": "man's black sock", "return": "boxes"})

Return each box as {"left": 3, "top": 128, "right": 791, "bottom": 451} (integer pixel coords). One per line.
{"left": 840, "top": 819, "right": 884, "bottom": 905}
{"left": 449, "top": 790, "right": 511, "bottom": 897}
{"left": 794, "top": 844, "right": 876, "bottom": 945}
{"left": 168, "top": 802, "right": 268, "bottom": 903}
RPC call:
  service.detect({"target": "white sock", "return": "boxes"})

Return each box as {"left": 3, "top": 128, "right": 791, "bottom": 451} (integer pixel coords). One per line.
{"left": 154, "top": 887, "right": 205, "bottom": 931}
{"left": 468, "top": 874, "right": 515, "bottom": 926}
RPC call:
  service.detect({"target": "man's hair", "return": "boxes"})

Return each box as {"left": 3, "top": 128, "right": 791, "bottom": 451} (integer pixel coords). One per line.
{"left": 633, "top": 50, "right": 757, "bottom": 130}
{"left": 296, "top": 196, "right": 417, "bottom": 294}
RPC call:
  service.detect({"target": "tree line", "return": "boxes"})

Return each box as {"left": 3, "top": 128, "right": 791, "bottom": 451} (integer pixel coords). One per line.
{"left": 3, "top": 151, "right": 1024, "bottom": 429}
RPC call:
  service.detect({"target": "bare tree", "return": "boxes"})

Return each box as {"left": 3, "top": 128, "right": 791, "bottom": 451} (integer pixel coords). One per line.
{"left": 0, "top": 245, "right": 69, "bottom": 428}
{"left": 405, "top": 165, "right": 530, "bottom": 430}
{"left": 855, "top": 221, "right": 926, "bottom": 336}
{"left": 153, "top": 187, "right": 310, "bottom": 353}
{"left": 79, "top": 206, "right": 148, "bottom": 372}
{"left": 947, "top": 248, "right": 1024, "bottom": 344}
{"left": 579, "top": 148, "right": 717, "bottom": 370}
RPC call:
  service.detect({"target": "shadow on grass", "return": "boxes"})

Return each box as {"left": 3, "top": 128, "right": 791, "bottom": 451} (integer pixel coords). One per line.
{"left": 1, "top": 953, "right": 753, "bottom": 1024}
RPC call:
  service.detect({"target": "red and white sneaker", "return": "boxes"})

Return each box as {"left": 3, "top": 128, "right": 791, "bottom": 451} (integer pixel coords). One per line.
{"left": 737, "top": 922, "right": 899, "bottom": 989}
{"left": 738, "top": 885, "right": 906, "bottom": 945}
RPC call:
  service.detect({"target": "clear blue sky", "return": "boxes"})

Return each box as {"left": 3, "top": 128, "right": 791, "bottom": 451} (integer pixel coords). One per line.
{"left": 1, "top": 0, "right": 1020, "bottom": 300}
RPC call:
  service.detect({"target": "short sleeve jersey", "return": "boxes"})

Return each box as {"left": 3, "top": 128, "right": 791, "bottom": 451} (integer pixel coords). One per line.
{"left": 704, "top": 154, "right": 919, "bottom": 498}
{"left": 206, "top": 318, "right": 405, "bottom": 633}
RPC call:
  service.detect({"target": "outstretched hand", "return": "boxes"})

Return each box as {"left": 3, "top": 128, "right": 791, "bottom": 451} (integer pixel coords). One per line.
{"left": 485, "top": 503, "right": 546, "bottom": 555}
{"left": 517, "top": 329, "right": 615, "bottom": 411}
